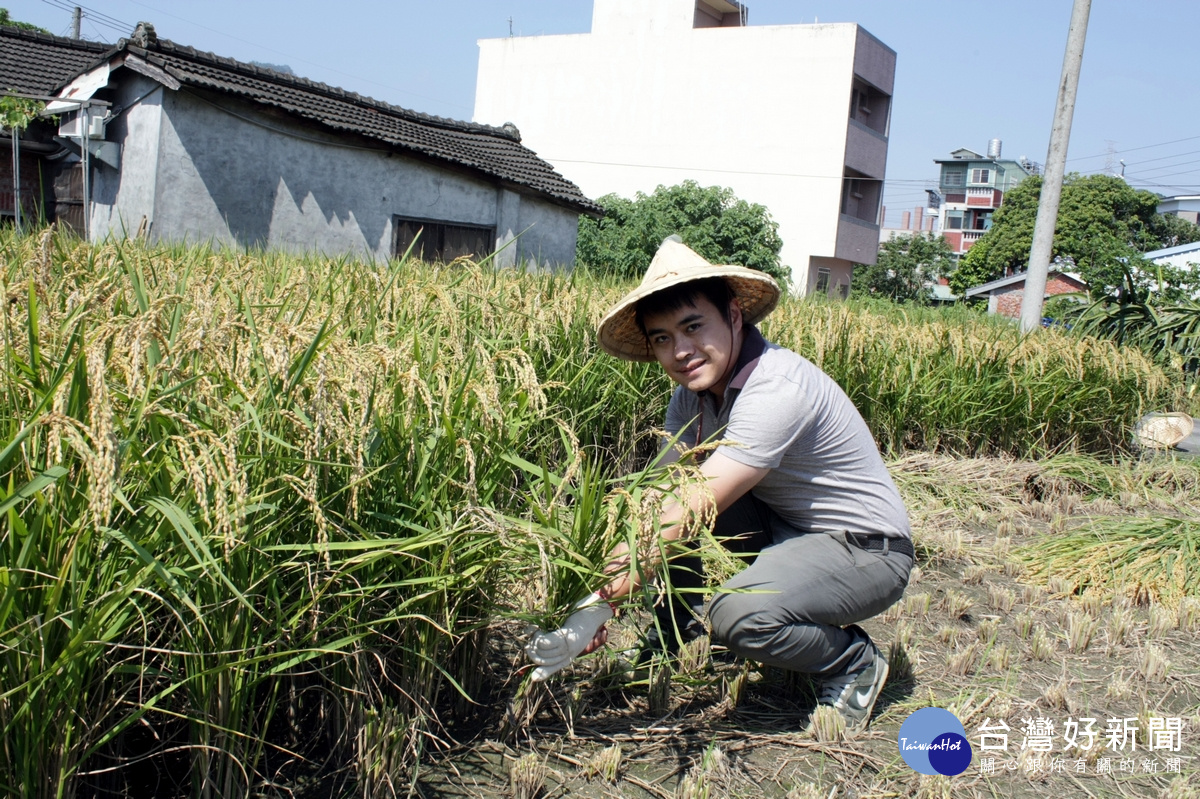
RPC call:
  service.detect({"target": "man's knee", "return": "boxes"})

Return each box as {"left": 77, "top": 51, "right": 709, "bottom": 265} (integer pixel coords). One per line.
{"left": 709, "top": 591, "right": 834, "bottom": 673}
{"left": 709, "top": 593, "right": 775, "bottom": 656}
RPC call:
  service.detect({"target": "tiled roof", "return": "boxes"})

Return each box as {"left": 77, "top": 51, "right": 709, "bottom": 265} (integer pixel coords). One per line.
{"left": 964, "top": 269, "right": 1085, "bottom": 297}
{"left": 0, "top": 26, "right": 112, "bottom": 96}
{"left": 121, "top": 38, "right": 599, "bottom": 215}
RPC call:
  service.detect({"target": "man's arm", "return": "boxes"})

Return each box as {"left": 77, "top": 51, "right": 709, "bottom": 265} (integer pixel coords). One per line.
{"left": 524, "top": 452, "right": 769, "bottom": 679}
{"left": 596, "top": 452, "right": 770, "bottom": 603}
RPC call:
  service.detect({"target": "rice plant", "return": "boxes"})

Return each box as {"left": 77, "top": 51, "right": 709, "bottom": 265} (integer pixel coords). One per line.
{"left": 1149, "top": 603, "right": 1177, "bottom": 637}
{"left": 989, "top": 644, "right": 1014, "bottom": 672}
{"left": 1139, "top": 645, "right": 1171, "bottom": 682}
{"left": 947, "top": 642, "right": 980, "bottom": 676}
{"left": 1029, "top": 628, "right": 1055, "bottom": 661}
{"left": 1067, "top": 612, "right": 1099, "bottom": 653}
{"left": 765, "top": 298, "right": 1187, "bottom": 458}
{"left": 0, "top": 230, "right": 663, "bottom": 795}
{"left": 977, "top": 618, "right": 999, "bottom": 644}
{"left": 987, "top": 584, "right": 1017, "bottom": 613}
{"left": 1109, "top": 607, "right": 1134, "bottom": 648}
{"left": 583, "top": 744, "right": 621, "bottom": 783}
{"left": 1178, "top": 597, "right": 1200, "bottom": 630}
{"left": 1020, "top": 515, "right": 1200, "bottom": 605}
{"left": 808, "top": 705, "right": 846, "bottom": 743}
{"left": 510, "top": 752, "right": 547, "bottom": 799}
{"left": 0, "top": 228, "right": 1192, "bottom": 795}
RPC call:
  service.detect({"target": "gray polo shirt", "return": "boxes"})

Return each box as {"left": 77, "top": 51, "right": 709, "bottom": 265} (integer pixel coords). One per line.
{"left": 664, "top": 325, "right": 911, "bottom": 539}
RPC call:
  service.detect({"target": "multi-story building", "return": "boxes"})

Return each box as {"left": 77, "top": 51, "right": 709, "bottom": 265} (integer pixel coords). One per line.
{"left": 934, "top": 141, "right": 1036, "bottom": 256}
{"left": 474, "top": 0, "right": 895, "bottom": 295}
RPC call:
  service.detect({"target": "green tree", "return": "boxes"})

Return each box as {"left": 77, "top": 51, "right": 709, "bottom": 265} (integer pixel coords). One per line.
{"left": 0, "top": 95, "right": 45, "bottom": 131}
{"left": 1148, "top": 210, "right": 1200, "bottom": 250}
{"left": 852, "top": 232, "right": 955, "bottom": 304}
{"left": 949, "top": 173, "right": 1198, "bottom": 298}
{"left": 576, "top": 181, "right": 787, "bottom": 284}
{"left": 0, "top": 8, "right": 50, "bottom": 33}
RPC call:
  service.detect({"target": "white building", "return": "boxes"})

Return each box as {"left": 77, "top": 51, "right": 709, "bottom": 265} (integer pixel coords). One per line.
{"left": 474, "top": 0, "right": 895, "bottom": 295}
{"left": 1157, "top": 195, "right": 1200, "bottom": 226}
{"left": 1144, "top": 240, "right": 1200, "bottom": 272}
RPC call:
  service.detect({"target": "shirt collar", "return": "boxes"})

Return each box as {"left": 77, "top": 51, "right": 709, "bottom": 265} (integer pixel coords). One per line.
{"left": 697, "top": 323, "right": 768, "bottom": 402}
{"left": 728, "top": 323, "right": 768, "bottom": 391}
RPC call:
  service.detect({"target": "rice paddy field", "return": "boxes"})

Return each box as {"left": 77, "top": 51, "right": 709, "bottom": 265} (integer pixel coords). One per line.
{"left": 1, "top": 229, "right": 1198, "bottom": 798}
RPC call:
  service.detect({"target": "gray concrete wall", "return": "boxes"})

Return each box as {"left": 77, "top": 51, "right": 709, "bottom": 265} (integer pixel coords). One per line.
{"left": 808, "top": 255, "right": 854, "bottom": 299}
{"left": 90, "top": 73, "right": 164, "bottom": 239}
{"left": 95, "top": 79, "right": 580, "bottom": 266}
{"left": 515, "top": 194, "right": 580, "bottom": 270}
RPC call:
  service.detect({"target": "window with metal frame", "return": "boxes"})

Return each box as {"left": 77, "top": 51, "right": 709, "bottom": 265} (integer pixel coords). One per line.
{"left": 394, "top": 217, "right": 494, "bottom": 263}
{"left": 815, "top": 267, "right": 831, "bottom": 296}
{"left": 943, "top": 169, "right": 965, "bottom": 187}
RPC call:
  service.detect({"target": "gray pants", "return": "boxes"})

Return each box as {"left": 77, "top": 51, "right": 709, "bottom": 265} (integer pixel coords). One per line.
{"left": 661, "top": 493, "right": 911, "bottom": 677}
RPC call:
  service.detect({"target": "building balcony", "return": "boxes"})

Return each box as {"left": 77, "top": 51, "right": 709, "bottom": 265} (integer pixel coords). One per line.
{"left": 845, "top": 119, "right": 887, "bottom": 178}
{"left": 836, "top": 214, "right": 880, "bottom": 264}
{"left": 943, "top": 228, "right": 987, "bottom": 255}
{"left": 966, "top": 187, "right": 1002, "bottom": 208}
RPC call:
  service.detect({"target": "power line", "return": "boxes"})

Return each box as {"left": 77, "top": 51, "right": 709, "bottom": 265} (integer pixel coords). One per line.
{"left": 1066, "top": 134, "right": 1200, "bottom": 163}
{"left": 1122, "top": 147, "right": 1200, "bottom": 168}
{"left": 1135, "top": 167, "right": 1200, "bottom": 181}
{"left": 1128, "top": 178, "right": 1200, "bottom": 191}
{"left": 1125, "top": 157, "right": 1200, "bottom": 179}
{"left": 41, "top": 0, "right": 132, "bottom": 39}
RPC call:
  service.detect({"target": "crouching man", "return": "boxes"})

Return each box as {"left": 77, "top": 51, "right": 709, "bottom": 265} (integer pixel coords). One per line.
{"left": 526, "top": 237, "right": 913, "bottom": 730}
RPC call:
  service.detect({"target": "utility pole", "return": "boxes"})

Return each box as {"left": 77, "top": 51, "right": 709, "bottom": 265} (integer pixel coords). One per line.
{"left": 1019, "top": 0, "right": 1091, "bottom": 334}
{"left": 72, "top": 6, "right": 81, "bottom": 39}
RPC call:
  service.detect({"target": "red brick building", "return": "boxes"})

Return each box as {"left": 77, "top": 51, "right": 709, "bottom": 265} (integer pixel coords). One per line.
{"left": 964, "top": 269, "right": 1087, "bottom": 318}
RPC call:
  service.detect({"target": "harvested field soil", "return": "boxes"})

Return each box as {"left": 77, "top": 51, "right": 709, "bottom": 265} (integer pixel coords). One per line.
{"left": 413, "top": 454, "right": 1200, "bottom": 799}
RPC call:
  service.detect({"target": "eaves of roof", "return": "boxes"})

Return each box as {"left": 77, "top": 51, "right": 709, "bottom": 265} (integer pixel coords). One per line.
{"left": 105, "top": 37, "right": 599, "bottom": 216}
{"left": 964, "top": 269, "right": 1085, "bottom": 298}
{"left": 1144, "top": 240, "right": 1200, "bottom": 260}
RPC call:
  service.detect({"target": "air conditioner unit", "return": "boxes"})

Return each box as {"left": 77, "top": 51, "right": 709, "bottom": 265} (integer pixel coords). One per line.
{"left": 58, "top": 113, "right": 106, "bottom": 140}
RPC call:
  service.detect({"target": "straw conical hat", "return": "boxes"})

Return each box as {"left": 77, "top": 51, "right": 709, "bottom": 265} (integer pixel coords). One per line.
{"left": 1133, "top": 412, "right": 1194, "bottom": 450}
{"left": 597, "top": 238, "right": 780, "bottom": 362}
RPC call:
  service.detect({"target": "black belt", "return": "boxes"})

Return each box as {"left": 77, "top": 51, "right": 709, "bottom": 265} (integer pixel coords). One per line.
{"left": 848, "top": 533, "right": 914, "bottom": 559}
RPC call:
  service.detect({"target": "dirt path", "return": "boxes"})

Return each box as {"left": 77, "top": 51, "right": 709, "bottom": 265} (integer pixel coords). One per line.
{"left": 415, "top": 454, "right": 1200, "bottom": 798}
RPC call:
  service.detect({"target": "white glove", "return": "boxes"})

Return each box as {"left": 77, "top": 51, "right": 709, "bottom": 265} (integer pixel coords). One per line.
{"left": 525, "top": 593, "right": 615, "bottom": 682}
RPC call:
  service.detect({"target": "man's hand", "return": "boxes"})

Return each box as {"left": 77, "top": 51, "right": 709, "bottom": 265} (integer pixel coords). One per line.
{"left": 524, "top": 598, "right": 614, "bottom": 682}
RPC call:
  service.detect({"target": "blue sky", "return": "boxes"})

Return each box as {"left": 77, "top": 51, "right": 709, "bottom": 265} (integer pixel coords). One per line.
{"left": 11, "top": 0, "right": 1200, "bottom": 226}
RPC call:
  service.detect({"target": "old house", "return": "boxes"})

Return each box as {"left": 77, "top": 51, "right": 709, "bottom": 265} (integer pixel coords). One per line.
{"left": 3, "top": 24, "right": 598, "bottom": 266}
{"left": 964, "top": 269, "right": 1086, "bottom": 318}
{"left": 0, "top": 26, "right": 110, "bottom": 227}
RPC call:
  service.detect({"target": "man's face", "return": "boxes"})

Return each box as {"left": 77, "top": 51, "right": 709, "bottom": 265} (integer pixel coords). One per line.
{"left": 642, "top": 295, "right": 743, "bottom": 395}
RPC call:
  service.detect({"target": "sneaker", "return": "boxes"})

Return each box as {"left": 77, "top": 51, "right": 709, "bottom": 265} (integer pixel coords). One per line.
{"left": 816, "top": 630, "right": 889, "bottom": 731}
